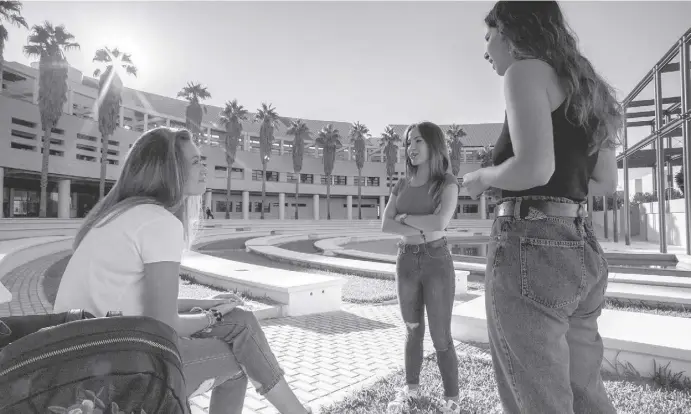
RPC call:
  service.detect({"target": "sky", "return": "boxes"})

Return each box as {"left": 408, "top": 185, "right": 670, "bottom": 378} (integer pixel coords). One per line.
{"left": 3, "top": 1, "right": 691, "bottom": 136}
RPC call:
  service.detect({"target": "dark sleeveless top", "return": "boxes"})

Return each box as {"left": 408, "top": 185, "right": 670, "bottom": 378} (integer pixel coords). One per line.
{"left": 491, "top": 100, "right": 598, "bottom": 202}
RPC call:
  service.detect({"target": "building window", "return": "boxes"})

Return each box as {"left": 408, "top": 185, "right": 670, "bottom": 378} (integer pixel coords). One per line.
{"left": 215, "top": 201, "right": 231, "bottom": 212}
{"left": 252, "top": 201, "right": 270, "bottom": 213}
{"left": 252, "top": 170, "right": 279, "bottom": 182}
{"left": 353, "top": 176, "right": 365, "bottom": 186}
{"left": 366, "top": 177, "right": 380, "bottom": 187}
{"left": 462, "top": 204, "right": 479, "bottom": 214}
{"left": 333, "top": 175, "right": 347, "bottom": 186}
{"left": 320, "top": 175, "right": 331, "bottom": 185}
{"left": 235, "top": 202, "right": 242, "bottom": 213}
{"left": 300, "top": 174, "right": 314, "bottom": 184}
{"left": 286, "top": 173, "right": 298, "bottom": 183}
{"left": 11, "top": 117, "right": 36, "bottom": 128}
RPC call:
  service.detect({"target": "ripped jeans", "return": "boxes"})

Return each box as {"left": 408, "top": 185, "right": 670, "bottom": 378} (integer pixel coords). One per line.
{"left": 396, "top": 237, "right": 458, "bottom": 398}
{"left": 486, "top": 197, "right": 616, "bottom": 414}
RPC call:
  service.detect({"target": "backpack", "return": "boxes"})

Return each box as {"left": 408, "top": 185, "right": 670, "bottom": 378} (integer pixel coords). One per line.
{"left": 0, "top": 310, "right": 191, "bottom": 414}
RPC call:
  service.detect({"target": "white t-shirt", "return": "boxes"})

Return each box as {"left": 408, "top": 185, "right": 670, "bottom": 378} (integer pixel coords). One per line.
{"left": 54, "top": 204, "right": 184, "bottom": 317}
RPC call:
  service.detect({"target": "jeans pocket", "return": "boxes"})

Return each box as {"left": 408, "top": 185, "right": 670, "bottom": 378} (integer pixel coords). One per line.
{"left": 519, "top": 237, "right": 586, "bottom": 309}
{"left": 425, "top": 245, "right": 451, "bottom": 259}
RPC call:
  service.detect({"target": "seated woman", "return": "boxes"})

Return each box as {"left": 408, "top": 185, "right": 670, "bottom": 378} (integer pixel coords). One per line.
{"left": 54, "top": 127, "right": 311, "bottom": 414}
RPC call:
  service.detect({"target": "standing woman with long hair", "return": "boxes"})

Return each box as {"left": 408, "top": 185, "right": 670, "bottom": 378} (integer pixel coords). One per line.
{"left": 462, "top": 2, "right": 621, "bottom": 413}
{"left": 381, "top": 122, "right": 462, "bottom": 413}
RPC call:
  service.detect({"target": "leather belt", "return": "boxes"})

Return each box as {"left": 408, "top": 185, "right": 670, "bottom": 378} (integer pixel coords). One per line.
{"left": 495, "top": 199, "right": 587, "bottom": 219}
{"left": 397, "top": 237, "right": 447, "bottom": 254}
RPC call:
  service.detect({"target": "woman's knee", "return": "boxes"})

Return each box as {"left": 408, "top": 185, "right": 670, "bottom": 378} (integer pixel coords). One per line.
{"left": 227, "top": 307, "right": 261, "bottom": 330}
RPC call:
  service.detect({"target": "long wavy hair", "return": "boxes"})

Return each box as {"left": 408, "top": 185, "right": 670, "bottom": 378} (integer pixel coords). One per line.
{"left": 404, "top": 121, "right": 453, "bottom": 208}
{"left": 485, "top": 1, "right": 623, "bottom": 154}
{"left": 73, "top": 127, "right": 202, "bottom": 251}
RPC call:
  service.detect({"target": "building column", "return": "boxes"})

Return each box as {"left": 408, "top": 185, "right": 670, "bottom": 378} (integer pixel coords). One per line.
{"left": 58, "top": 179, "right": 71, "bottom": 219}
{"left": 204, "top": 191, "right": 212, "bottom": 213}
{"left": 379, "top": 195, "right": 386, "bottom": 219}
{"left": 279, "top": 140, "right": 284, "bottom": 155}
{"left": 7, "top": 188, "right": 14, "bottom": 217}
{"left": 32, "top": 77, "right": 39, "bottom": 105}
{"left": 119, "top": 106, "right": 125, "bottom": 128}
{"left": 0, "top": 167, "right": 4, "bottom": 218}
{"left": 347, "top": 195, "right": 353, "bottom": 220}
{"left": 206, "top": 126, "right": 212, "bottom": 142}
{"left": 144, "top": 113, "right": 149, "bottom": 132}
{"left": 242, "top": 191, "right": 249, "bottom": 220}
{"left": 244, "top": 133, "right": 250, "bottom": 151}
{"left": 480, "top": 194, "right": 487, "bottom": 219}
{"left": 313, "top": 194, "right": 320, "bottom": 220}
{"left": 62, "top": 88, "right": 73, "bottom": 115}
{"left": 347, "top": 145, "right": 352, "bottom": 161}
{"left": 71, "top": 192, "right": 78, "bottom": 218}
{"left": 278, "top": 193, "right": 285, "bottom": 220}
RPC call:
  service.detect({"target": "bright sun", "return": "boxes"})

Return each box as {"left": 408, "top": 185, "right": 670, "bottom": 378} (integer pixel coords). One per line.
{"left": 95, "top": 35, "right": 148, "bottom": 85}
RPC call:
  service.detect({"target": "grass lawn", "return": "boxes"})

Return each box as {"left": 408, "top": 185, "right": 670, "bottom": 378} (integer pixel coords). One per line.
{"left": 319, "top": 345, "right": 691, "bottom": 414}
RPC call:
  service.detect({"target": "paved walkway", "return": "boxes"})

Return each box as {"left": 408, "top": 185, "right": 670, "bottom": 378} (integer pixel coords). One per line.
{"left": 1, "top": 251, "right": 466, "bottom": 414}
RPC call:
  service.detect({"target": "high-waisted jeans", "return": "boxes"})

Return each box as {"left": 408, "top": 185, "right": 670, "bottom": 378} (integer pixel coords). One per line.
{"left": 486, "top": 196, "right": 616, "bottom": 414}
{"left": 396, "top": 237, "right": 459, "bottom": 398}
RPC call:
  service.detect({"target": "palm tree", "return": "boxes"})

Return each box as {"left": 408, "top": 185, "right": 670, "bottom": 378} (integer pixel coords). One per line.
{"left": 349, "top": 121, "right": 369, "bottom": 220}
{"left": 218, "top": 99, "right": 248, "bottom": 219}
{"left": 177, "top": 82, "right": 211, "bottom": 145}
{"left": 315, "top": 124, "right": 342, "bottom": 220}
{"left": 0, "top": 1, "right": 28, "bottom": 81}
{"left": 446, "top": 124, "right": 466, "bottom": 218}
{"left": 24, "top": 22, "right": 80, "bottom": 217}
{"left": 379, "top": 125, "right": 401, "bottom": 195}
{"left": 253, "top": 103, "right": 287, "bottom": 219}
{"left": 286, "top": 119, "right": 310, "bottom": 219}
{"left": 93, "top": 47, "right": 137, "bottom": 200}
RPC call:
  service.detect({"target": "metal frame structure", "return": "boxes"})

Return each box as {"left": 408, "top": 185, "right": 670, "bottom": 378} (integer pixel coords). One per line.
{"left": 616, "top": 27, "right": 691, "bottom": 253}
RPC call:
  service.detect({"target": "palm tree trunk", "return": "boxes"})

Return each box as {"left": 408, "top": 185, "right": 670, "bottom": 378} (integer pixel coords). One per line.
{"left": 261, "top": 163, "right": 266, "bottom": 220}
{"left": 295, "top": 180, "right": 300, "bottom": 220}
{"left": 225, "top": 171, "right": 232, "bottom": 220}
{"left": 357, "top": 169, "right": 362, "bottom": 220}
{"left": 39, "top": 128, "right": 52, "bottom": 218}
{"left": 327, "top": 178, "right": 331, "bottom": 220}
{"left": 99, "top": 135, "right": 109, "bottom": 200}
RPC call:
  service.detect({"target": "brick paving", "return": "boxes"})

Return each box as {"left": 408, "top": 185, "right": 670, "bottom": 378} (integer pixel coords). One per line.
{"left": 2, "top": 252, "right": 466, "bottom": 414}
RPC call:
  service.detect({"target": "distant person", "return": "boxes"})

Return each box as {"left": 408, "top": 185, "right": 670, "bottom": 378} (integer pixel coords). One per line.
{"left": 54, "top": 127, "right": 312, "bottom": 414}
{"left": 381, "top": 121, "right": 461, "bottom": 414}
{"left": 206, "top": 206, "right": 214, "bottom": 219}
{"left": 461, "top": 1, "right": 620, "bottom": 413}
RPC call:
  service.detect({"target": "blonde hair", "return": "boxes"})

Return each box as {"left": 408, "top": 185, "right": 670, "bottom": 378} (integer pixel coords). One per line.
{"left": 74, "top": 127, "right": 202, "bottom": 251}
{"left": 485, "top": 1, "right": 624, "bottom": 154}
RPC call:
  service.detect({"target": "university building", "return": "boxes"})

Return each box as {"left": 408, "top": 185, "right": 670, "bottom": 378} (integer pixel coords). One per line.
{"left": 1, "top": 60, "right": 502, "bottom": 220}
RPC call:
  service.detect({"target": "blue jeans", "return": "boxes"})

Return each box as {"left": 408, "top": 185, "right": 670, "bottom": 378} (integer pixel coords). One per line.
{"left": 396, "top": 237, "right": 459, "bottom": 398}
{"left": 181, "top": 308, "right": 284, "bottom": 414}
{"left": 486, "top": 197, "right": 616, "bottom": 414}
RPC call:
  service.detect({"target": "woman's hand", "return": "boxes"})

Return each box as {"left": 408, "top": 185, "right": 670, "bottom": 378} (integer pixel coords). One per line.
{"left": 211, "top": 301, "right": 243, "bottom": 317}
{"left": 462, "top": 169, "right": 490, "bottom": 199}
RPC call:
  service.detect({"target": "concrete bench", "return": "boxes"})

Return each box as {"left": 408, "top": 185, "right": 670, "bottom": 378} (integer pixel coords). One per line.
{"left": 245, "top": 233, "right": 470, "bottom": 294}
{"left": 452, "top": 295, "right": 691, "bottom": 379}
{"left": 0, "top": 236, "right": 73, "bottom": 303}
{"left": 180, "top": 251, "right": 345, "bottom": 316}
{"left": 314, "top": 234, "right": 488, "bottom": 274}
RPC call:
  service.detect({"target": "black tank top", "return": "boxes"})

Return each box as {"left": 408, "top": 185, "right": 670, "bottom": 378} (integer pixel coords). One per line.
{"left": 492, "top": 100, "right": 598, "bottom": 202}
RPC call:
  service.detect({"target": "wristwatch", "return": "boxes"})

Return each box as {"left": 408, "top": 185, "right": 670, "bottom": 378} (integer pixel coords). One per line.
{"left": 397, "top": 213, "right": 408, "bottom": 224}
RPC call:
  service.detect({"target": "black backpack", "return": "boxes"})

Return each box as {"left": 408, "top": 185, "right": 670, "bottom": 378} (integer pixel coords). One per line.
{"left": 0, "top": 310, "right": 191, "bottom": 414}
